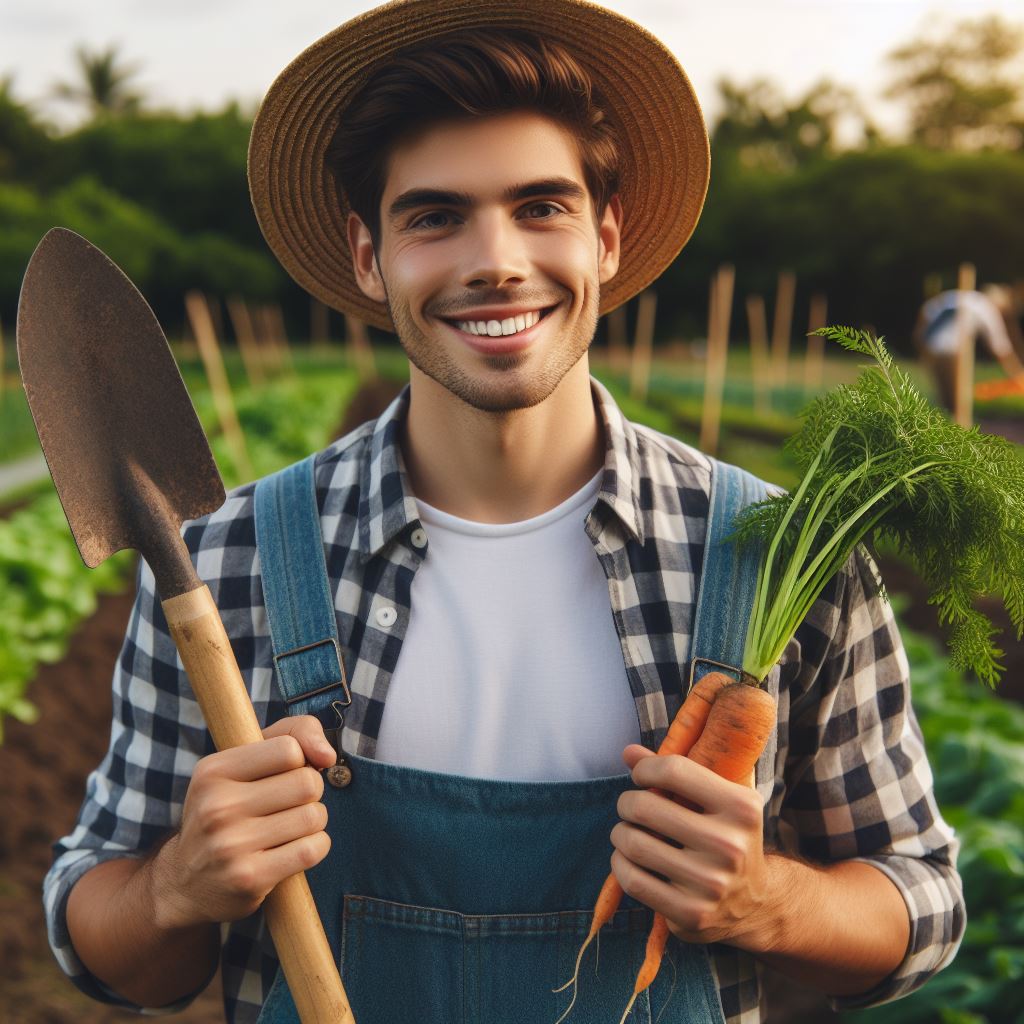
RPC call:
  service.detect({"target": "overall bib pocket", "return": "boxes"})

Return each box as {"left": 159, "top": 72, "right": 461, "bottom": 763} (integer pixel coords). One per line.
{"left": 339, "top": 895, "right": 660, "bottom": 1024}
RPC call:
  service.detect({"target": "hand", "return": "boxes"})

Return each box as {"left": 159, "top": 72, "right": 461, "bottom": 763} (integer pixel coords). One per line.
{"left": 609, "top": 744, "right": 778, "bottom": 951}
{"left": 149, "top": 715, "right": 338, "bottom": 930}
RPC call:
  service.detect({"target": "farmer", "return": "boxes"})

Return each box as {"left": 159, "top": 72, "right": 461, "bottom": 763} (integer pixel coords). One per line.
{"left": 912, "top": 284, "right": 1024, "bottom": 410}
{"left": 44, "top": 2, "right": 965, "bottom": 1022}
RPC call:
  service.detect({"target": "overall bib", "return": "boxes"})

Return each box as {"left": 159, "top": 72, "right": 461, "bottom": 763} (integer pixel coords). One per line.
{"left": 252, "top": 455, "right": 769, "bottom": 1024}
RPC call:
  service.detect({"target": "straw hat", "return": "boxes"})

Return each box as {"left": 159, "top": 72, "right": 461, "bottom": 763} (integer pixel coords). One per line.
{"left": 248, "top": 0, "right": 710, "bottom": 333}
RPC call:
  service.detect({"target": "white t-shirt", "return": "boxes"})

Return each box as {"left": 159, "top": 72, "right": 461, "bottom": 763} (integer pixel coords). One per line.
{"left": 921, "top": 290, "right": 1011, "bottom": 357}
{"left": 374, "top": 468, "right": 642, "bottom": 781}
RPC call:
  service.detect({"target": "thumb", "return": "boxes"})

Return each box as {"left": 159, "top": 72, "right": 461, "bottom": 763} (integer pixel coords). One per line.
{"left": 622, "top": 743, "right": 656, "bottom": 771}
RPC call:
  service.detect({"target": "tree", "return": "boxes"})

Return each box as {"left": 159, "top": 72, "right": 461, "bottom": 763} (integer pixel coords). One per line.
{"left": 711, "top": 77, "right": 874, "bottom": 172}
{"left": 52, "top": 44, "right": 144, "bottom": 120}
{"left": 0, "top": 77, "right": 53, "bottom": 182}
{"left": 884, "top": 14, "right": 1024, "bottom": 151}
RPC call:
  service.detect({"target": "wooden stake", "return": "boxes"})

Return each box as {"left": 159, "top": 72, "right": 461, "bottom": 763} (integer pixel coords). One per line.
{"left": 954, "top": 262, "right": 977, "bottom": 428}
{"left": 269, "top": 305, "right": 295, "bottom": 374}
{"left": 700, "top": 266, "right": 734, "bottom": 456}
{"left": 607, "top": 305, "right": 629, "bottom": 377}
{"left": 630, "top": 290, "right": 657, "bottom": 401}
{"left": 344, "top": 313, "right": 378, "bottom": 381}
{"left": 804, "top": 292, "right": 828, "bottom": 394}
{"left": 185, "top": 290, "right": 253, "bottom": 481}
{"left": 311, "top": 297, "right": 330, "bottom": 349}
{"left": 253, "top": 305, "right": 287, "bottom": 374}
{"left": 771, "top": 270, "right": 796, "bottom": 386}
{"left": 226, "top": 296, "right": 266, "bottom": 389}
{"left": 745, "top": 294, "right": 770, "bottom": 416}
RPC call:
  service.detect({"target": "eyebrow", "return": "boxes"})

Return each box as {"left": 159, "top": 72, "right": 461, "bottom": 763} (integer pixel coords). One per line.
{"left": 387, "top": 176, "right": 588, "bottom": 222}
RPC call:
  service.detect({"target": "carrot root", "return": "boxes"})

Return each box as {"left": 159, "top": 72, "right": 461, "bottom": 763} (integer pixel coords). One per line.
{"left": 551, "top": 674, "right": 775, "bottom": 1024}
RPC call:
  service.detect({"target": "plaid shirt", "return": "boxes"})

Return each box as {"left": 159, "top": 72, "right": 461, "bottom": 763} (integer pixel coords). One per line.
{"left": 45, "top": 377, "right": 964, "bottom": 1023}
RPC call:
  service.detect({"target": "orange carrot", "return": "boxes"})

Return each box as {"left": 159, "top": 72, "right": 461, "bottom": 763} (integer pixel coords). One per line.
{"left": 553, "top": 671, "right": 736, "bottom": 1022}
{"left": 616, "top": 682, "right": 776, "bottom": 1023}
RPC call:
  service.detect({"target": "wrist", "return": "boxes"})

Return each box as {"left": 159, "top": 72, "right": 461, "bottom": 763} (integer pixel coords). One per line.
{"left": 145, "top": 833, "right": 201, "bottom": 933}
{"left": 735, "top": 852, "right": 806, "bottom": 956}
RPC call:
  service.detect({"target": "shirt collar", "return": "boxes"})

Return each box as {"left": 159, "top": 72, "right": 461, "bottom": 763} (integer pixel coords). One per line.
{"left": 357, "top": 375, "right": 646, "bottom": 560}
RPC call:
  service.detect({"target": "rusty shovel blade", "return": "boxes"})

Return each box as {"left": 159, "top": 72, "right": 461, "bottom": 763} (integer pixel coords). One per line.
{"left": 16, "top": 227, "right": 225, "bottom": 596}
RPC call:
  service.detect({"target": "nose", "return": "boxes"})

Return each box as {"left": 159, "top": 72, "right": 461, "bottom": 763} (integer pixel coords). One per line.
{"left": 460, "top": 209, "right": 530, "bottom": 290}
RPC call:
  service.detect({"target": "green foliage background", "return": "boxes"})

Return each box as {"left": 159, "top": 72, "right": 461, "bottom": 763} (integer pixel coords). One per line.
{"left": 1, "top": 88, "right": 1023, "bottom": 346}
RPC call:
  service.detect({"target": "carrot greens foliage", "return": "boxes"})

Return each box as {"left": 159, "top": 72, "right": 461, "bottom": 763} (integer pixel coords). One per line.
{"left": 732, "top": 326, "right": 1024, "bottom": 687}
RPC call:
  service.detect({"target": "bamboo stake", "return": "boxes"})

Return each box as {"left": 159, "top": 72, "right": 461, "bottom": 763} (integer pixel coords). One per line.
{"left": 771, "top": 270, "right": 796, "bottom": 386}
{"left": 206, "top": 293, "right": 226, "bottom": 346}
{"left": 185, "top": 291, "right": 253, "bottom": 481}
{"left": 745, "top": 294, "right": 770, "bottom": 416}
{"left": 630, "top": 290, "right": 657, "bottom": 402}
{"left": 700, "top": 266, "right": 734, "bottom": 456}
{"left": 344, "top": 313, "right": 378, "bottom": 381}
{"left": 311, "top": 297, "right": 330, "bottom": 350}
{"left": 804, "top": 292, "right": 828, "bottom": 394}
{"left": 607, "top": 305, "right": 629, "bottom": 377}
{"left": 269, "top": 305, "right": 295, "bottom": 375}
{"left": 954, "top": 262, "right": 977, "bottom": 429}
{"left": 226, "top": 296, "right": 266, "bottom": 389}
{"left": 252, "top": 306, "right": 282, "bottom": 374}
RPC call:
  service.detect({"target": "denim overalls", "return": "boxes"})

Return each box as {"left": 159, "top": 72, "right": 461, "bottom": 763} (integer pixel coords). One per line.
{"left": 252, "top": 455, "right": 770, "bottom": 1023}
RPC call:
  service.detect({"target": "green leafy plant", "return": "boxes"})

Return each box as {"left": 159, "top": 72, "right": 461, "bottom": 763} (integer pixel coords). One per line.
{"left": 732, "top": 326, "right": 1024, "bottom": 686}
{"left": 851, "top": 616, "right": 1024, "bottom": 1024}
{"left": 0, "top": 363, "right": 362, "bottom": 739}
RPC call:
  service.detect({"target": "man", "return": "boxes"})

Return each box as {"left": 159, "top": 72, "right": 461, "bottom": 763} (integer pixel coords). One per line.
{"left": 44, "top": 2, "right": 964, "bottom": 1022}
{"left": 913, "top": 284, "right": 1024, "bottom": 410}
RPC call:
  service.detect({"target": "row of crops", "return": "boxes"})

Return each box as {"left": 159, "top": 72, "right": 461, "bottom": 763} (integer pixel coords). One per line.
{"left": 1, "top": 345, "right": 1021, "bottom": 1022}
{"left": 0, "top": 351, "right": 363, "bottom": 738}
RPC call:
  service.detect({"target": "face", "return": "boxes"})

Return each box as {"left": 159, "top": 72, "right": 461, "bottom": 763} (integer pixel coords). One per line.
{"left": 348, "top": 110, "right": 622, "bottom": 413}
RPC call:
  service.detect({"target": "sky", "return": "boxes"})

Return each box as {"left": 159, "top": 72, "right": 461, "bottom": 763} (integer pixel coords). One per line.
{"left": 2, "top": 0, "right": 1022, "bottom": 140}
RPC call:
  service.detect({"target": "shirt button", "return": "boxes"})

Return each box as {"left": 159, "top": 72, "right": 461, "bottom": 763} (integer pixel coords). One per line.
{"left": 410, "top": 528, "right": 428, "bottom": 549}
{"left": 376, "top": 606, "right": 397, "bottom": 628}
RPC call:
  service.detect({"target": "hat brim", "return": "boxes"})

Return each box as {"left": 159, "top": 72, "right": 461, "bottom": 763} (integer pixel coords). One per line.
{"left": 248, "top": 0, "right": 710, "bottom": 333}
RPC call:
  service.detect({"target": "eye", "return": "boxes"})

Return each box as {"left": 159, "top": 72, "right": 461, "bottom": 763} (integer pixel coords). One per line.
{"left": 522, "top": 202, "right": 564, "bottom": 220}
{"left": 411, "top": 210, "right": 456, "bottom": 230}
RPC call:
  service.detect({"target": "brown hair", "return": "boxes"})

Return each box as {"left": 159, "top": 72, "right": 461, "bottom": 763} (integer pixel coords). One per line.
{"left": 326, "top": 29, "right": 622, "bottom": 245}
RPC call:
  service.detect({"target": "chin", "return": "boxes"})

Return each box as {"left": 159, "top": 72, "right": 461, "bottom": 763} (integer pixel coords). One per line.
{"left": 413, "top": 353, "right": 579, "bottom": 414}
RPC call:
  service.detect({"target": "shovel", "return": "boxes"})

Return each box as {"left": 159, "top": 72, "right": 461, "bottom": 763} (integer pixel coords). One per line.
{"left": 17, "top": 227, "right": 354, "bottom": 1024}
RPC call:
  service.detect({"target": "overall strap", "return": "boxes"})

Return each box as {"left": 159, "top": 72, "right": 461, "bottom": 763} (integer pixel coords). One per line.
{"left": 253, "top": 454, "right": 351, "bottom": 718}
{"left": 688, "top": 458, "right": 769, "bottom": 688}
{"left": 689, "top": 457, "right": 777, "bottom": 789}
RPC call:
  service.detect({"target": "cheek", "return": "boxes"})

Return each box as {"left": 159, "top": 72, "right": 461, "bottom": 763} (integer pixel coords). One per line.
{"left": 534, "top": 233, "right": 601, "bottom": 295}
{"left": 385, "top": 242, "right": 449, "bottom": 307}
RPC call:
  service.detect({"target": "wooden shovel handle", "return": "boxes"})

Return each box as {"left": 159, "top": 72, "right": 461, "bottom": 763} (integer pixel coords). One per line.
{"left": 164, "top": 585, "right": 354, "bottom": 1024}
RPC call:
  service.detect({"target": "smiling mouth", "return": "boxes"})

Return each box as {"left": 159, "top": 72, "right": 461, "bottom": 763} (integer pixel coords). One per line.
{"left": 442, "top": 305, "right": 557, "bottom": 338}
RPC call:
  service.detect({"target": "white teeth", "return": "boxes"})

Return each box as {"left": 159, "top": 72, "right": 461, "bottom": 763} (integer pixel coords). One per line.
{"left": 454, "top": 308, "right": 545, "bottom": 337}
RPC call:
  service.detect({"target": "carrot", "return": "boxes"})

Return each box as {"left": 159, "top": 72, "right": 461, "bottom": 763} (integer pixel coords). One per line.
{"left": 553, "top": 671, "right": 736, "bottom": 1023}
{"left": 616, "top": 682, "right": 776, "bottom": 1024}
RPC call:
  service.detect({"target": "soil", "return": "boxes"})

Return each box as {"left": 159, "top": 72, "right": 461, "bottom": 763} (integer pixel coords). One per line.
{"left": 0, "top": 587, "right": 226, "bottom": 1022}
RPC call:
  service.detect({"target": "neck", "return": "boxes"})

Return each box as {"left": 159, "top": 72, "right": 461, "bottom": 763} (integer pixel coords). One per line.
{"left": 400, "top": 358, "right": 605, "bottom": 523}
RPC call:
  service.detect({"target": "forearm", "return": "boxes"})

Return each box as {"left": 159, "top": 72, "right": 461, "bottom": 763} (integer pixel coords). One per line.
{"left": 747, "top": 853, "right": 910, "bottom": 997}
{"left": 66, "top": 840, "right": 220, "bottom": 1009}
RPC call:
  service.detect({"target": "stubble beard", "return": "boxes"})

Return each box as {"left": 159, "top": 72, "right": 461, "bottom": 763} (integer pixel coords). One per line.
{"left": 384, "top": 284, "right": 600, "bottom": 414}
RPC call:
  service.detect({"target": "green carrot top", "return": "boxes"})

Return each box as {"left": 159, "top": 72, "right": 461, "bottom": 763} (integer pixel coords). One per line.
{"left": 731, "top": 325, "right": 1024, "bottom": 687}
